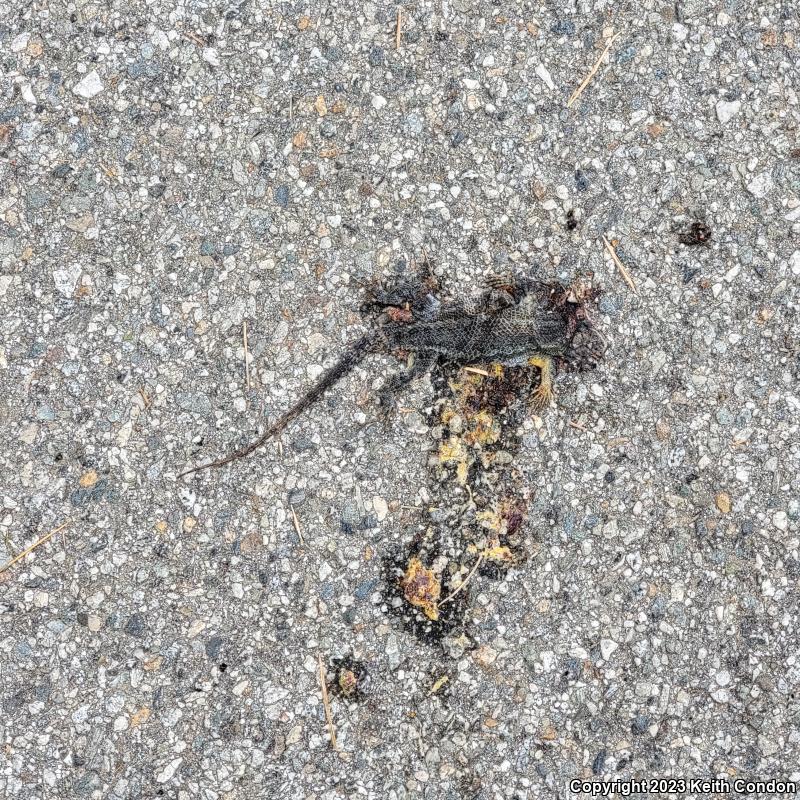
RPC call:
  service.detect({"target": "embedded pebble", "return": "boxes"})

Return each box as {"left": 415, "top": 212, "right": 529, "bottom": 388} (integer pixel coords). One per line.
{"left": 535, "top": 63, "right": 555, "bottom": 91}
{"left": 715, "top": 99, "right": 741, "bottom": 124}
{"left": 600, "top": 639, "right": 618, "bottom": 660}
{"left": 746, "top": 172, "right": 774, "bottom": 198}
{"left": 372, "top": 496, "right": 388, "bottom": 521}
{"left": 53, "top": 264, "right": 82, "bottom": 297}
{"left": 72, "top": 70, "right": 104, "bottom": 99}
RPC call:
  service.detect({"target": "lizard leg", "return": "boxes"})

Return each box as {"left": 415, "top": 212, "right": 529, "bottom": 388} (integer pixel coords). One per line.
{"left": 363, "top": 261, "right": 440, "bottom": 317}
{"left": 435, "top": 300, "right": 473, "bottom": 319}
{"left": 482, "top": 272, "right": 516, "bottom": 310}
{"left": 365, "top": 285, "right": 442, "bottom": 321}
{"left": 379, "top": 352, "right": 437, "bottom": 413}
{"left": 529, "top": 355, "right": 555, "bottom": 411}
{"left": 482, "top": 271, "right": 542, "bottom": 311}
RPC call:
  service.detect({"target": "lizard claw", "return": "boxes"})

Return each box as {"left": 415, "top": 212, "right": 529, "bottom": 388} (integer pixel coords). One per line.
{"left": 528, "top": 355, "right": 555, "bottom": 412}
{"left": 530, "top": 383, "right": 554, "bottom": 412}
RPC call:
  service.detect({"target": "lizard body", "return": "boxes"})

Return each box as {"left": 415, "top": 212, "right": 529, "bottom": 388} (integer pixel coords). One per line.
{"left": 178, "top": 274, "right": 598, "bottom": 478}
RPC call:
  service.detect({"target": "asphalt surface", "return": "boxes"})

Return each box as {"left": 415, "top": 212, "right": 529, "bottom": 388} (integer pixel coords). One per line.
{"left": 1, "top": 2, "right": 799, "bottom": 798}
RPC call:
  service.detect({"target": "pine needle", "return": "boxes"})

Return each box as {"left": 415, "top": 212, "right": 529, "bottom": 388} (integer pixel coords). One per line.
{"left": 0, "top": 521, "right": 71, "bottom": 574}
{"left": 438, "top": 553, "right": 484, "bottom": 608}
{"left": 318, "top": 653, "right": 340, "bottom": 752}
{"left": 567, "top": 31, "right": 621, "bottom": 108}
{"left": 290, "top": 505, "right": 304, "bottom": 544}
{"left": 243, "top": 320, "right": 251, "bottom": 390}
{"left": 602, "top": 235, "right": 638, "bottom": 294}
{"left": 395, "top": 7, "right": 403, "bottom": 49}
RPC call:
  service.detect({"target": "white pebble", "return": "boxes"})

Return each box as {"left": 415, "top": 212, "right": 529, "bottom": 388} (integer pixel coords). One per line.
{"left": 569, "top": 644, "right": 588, "bottom": 660}
{"left": 53, "top": 264, "right": 82, "bottom": 297}
{"left": 711, "top": 688, "right": 730, "bottom": 703}
{"left": 772, "top": 511, "right": 788, "bottom": 531}
{"left": 372, "top": 496, "right": 388, "bottom": 521}
{"left": 747, "top": 172, "right": 774, "bottom": 198}
{"left": 672, "top": 24, "right": 688, "bottom": 41}
{"left": 21, "top": 83, "right": 37, "bottom": 104}
{"left": 11, "top": 33, "right": 30, "bottom": 51}
{"left": 535, "top": 63, "right": 555, "bottom": 91}
{"left": 600, "top": 638, "right": 618, "bottom": 660}
{"left": 724, "top": 264, "right": 740, "bottom": 283}
{"left": 715, "top": 99, "right": 741, "bottom": 124}
{"left": 72, "top": 70, "right": 104, "bottom": 99}
{"left": 156, "top": 758, "right": 183, "bottom": 783}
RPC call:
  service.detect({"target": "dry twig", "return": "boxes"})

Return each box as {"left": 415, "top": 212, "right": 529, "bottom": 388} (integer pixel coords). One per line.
{"left": 427, "top": 675, "right": 450, "bottom": 696}
{"left": 243, "top": 320, "right": 251, "bottom": 390}
{"left": 0, "top": 521, "right": 71, "bottom": 574}
{"left": 567, "top": 31, "right": 621, "bottom": 108}
{"left": 318, "top": 654, "right": 339, "bottom": 751}
{"left": 182, "top": 30, "right": 207, "bottom": 47}
{"left": 395, "top": 7, "right": 403, "bottom": 49}
{"left": 438, "top": 553, "right": 484, "bottom": 608}
{"left": 290, "top": 505, "right": 304, "bottom": 544}
{"left": 602, "top": 235, "right": 638, "bottom": 294}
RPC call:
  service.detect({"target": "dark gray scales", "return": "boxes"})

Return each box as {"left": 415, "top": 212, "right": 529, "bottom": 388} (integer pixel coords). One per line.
{"left": 383, "top": 306, "right": 570, "bottom": 362}
{"left": 177, "top": 273, "right": 598, "bottom": 478}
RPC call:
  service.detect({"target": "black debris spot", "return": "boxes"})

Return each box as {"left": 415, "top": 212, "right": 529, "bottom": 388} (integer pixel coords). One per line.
{"left": 679, "top": 221, "right": 712, "bottom": 246}
{"left": 566, "top": 209, "right": 578, "bottom": 230}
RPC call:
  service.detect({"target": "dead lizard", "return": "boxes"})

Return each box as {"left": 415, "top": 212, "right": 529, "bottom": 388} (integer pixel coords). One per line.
{"left": 178, "top": 272, "right": 602, "bottom": 478}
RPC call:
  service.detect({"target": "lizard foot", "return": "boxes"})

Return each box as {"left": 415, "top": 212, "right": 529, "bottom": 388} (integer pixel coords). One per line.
{"left": 528, "top": 355, "right": 555, "bottom": 412}
{"left": 530, "top": 382, "right": 554, "bottom": 412}
{"left": 483, "top": 270, "right": 542, "bottom": 310}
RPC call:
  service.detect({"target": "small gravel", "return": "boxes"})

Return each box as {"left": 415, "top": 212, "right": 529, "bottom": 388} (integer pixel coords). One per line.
{"left": 1, "top": 1, "right": 798, "bottom": 797}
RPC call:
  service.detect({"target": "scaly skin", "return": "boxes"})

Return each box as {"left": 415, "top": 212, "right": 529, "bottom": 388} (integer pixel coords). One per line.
{"left": 178, "top": 274, "right": 585, "bottom": 478}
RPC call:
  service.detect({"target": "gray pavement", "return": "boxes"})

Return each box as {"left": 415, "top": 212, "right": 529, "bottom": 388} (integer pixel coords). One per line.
{"left": 1, "top": 2, "right": 799, "bottom": 798}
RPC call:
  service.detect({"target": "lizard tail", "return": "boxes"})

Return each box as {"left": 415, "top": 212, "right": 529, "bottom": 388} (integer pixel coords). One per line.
{"left": 177, "top": 333, "right": 377, "bottom": 478}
